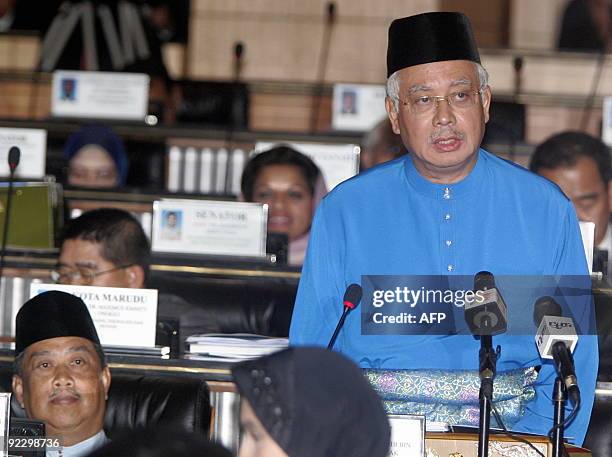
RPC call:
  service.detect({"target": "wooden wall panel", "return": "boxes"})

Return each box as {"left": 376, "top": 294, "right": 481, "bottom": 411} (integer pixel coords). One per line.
{"left": 188, "top": 0, "right": 439, "bottom": 83}
{"left": 0, "top": 80, "right": 50, "bottom": 119}
{"left": 510, "top": 0, "right": 567, "bottom": 50}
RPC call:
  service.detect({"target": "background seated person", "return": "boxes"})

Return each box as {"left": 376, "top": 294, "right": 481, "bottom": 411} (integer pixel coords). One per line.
{"left": 55, "top": 208, "right": 219, "bottom": 346}
{"left": 529, "top": 131, "right": 612, "bottom": 277}
{"left": 12, "top": 291, "right": 111, "bottom": 457}
{"left": 360, "top": 117, "right": 406, "bottom": 170}
{"left": 64, "top": 125, "right": 129, "bottom": 189}
{"left": 233, "top": 347, "right": 390, "bottom": 457}
{"left": 240, "top": 146, "right": 326, "bottom": 266}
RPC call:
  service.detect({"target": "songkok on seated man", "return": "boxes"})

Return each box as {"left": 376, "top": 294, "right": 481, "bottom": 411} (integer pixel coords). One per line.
{"left": 12, "top": 291, "right": 111, "bottom": 457}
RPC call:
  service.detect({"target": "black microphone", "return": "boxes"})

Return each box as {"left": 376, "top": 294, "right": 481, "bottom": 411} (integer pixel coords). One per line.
{"left": 0, "top": 146, "right": 20, "bottom": 283}
{"left": 327, "top": 283, "right": 362, "bottom": 350}
{"left": 465, "top": 271, "right": 508, "bottom": 336}
{"left": 8, "top": 147, "right": 20, "bottom": 172}
{"left": 533, "top": 296, "right": 580, "bottom": 405}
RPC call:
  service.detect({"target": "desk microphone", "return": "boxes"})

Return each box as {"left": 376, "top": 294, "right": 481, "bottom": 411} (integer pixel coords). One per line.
{"left": 533, "top": 296, "right": 580, "bottom": 405}
{"left": 465, "top": 271, "right": 508, "bottom": 336}
{"left": 0, "top": 146, "right": 20, "bottom": 282}
{"left": 327, "top": 283, "right": 362, "bottom": 350}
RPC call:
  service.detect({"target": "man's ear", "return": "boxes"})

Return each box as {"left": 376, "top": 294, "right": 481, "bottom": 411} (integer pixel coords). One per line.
{"left": 481, "top": 85, "right": 492, "bottom": 124}
{"left": 385, "top": 97, "right": 401, "bottom": 135}
{"left": 101, "top": 367, "right": 111, "bottom": 400}
{"left": 12, "top": 375, "right": 25, "bottom": 409}
{"left": 125, "top": 265, "right": 145, "bottom": 288}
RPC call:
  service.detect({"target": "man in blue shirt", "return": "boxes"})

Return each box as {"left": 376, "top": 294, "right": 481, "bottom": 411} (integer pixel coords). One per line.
{"left": 290, "top": 12, "right": 598, "bottom": 445}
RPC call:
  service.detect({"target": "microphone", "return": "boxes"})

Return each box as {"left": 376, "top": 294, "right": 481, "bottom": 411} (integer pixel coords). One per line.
{"left": 0, "top": 146, "right": 20, "bottom": 284}
{"left": 533, "top": 296, "right": 580, "bottom": 404}
{"left": 8, "top": 147, "right": 20, "bottom": 172}
{"left": 465, "top": 271, "right": 508, "bottom": 336}
{"left": 327, "top": 283, "right": 362, "bottom": 350}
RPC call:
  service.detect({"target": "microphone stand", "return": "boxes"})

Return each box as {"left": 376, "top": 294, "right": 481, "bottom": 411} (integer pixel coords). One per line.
{"left": 0, "top": 157, "right": 18, "bottom": 281}
{"left": 477, "top": 333, "right": 500, "bottom": 457}
{"left": 552, "top": 377, "right": 567, "bottom": 457}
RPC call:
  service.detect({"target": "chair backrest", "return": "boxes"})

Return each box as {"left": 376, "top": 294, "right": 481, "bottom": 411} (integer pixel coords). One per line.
{"left": 0, "top": 366, "right": 212, "bottom": 437}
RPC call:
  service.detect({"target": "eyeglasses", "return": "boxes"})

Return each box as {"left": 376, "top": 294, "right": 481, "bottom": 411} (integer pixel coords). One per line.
{"left": 395, "top": 90, "right": 482, "bottom": 116}
{"left": 50, "top": 264, "right": 133, "bottom": 285}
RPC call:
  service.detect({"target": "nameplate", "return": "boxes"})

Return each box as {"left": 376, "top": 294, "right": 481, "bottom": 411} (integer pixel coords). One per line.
{"left": 0, "top": 128, "right": 46, "bottom": 178}
{"left": 388, "top": 414, "right": 425, "bottom": 457}
{"left": 151, "top": 199, "right": 268, "bottom": 257}
{"left": 254, "top": 141, "right": 360, "bottom": 190}
{"left": 332, "top": 83, "right": 388, "bottom": 131}
{"left": 29, "top": 284, "right": 158, "bottom": 348}
{"left": 51, "top": 70, "right": 149, "bottom": 121}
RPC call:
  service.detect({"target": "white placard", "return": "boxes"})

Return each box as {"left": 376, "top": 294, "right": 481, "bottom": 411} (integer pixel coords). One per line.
{"left": 254, "top": 141, "right": 359, "bottom": 190}
{"left": 387, "top": 414, "right": 425, "bottom": 457}
{"left": 332, "top": 83, "right": 388, "bottom": 131}
{"left": 29, "top": 284, "right": 158, "bottom": 348}
{"left": 0, "top": 128, "right": 46, "bottom": 178}
{"left": 151, "top": 199, "right": 268, "bottom": 257}
{"left": 604, "top": 97, "right": 612, "bottom": 147}
{"left": 0, "top": 393, "right": 8, "bottom": 457}
{"left": 579, "top": 221, "right": 595, "bottom": 274}
{"left": 51, "top": 70, "right": 149, "bottom": 121}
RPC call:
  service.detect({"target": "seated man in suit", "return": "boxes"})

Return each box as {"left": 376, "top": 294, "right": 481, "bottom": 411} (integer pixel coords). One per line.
{"left": 12, "top": 291, "right": 111, "bottom": 457}
{"left": 54, "top": 208, "right": 219, "bottom": 345}
{"left": 530, "top": 131, "right": 612, "bottom": 277}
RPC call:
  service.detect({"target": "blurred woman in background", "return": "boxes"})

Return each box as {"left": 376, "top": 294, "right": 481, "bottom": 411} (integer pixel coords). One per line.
{"left": 241, "top": 146, "right": 326, "bottom": 266}
{"left": 64, "top": 125, "right": 129, "bottom": 189}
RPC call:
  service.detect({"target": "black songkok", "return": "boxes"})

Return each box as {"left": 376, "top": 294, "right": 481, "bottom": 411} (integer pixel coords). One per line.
{"left": 15, "top": 291, "right": 100, "bottom": 354}
{"left": 232, "top": 347, "right": 390, "bottom": 457}
{"left": 387, "top": 12, "right": 481, "bottom": 77}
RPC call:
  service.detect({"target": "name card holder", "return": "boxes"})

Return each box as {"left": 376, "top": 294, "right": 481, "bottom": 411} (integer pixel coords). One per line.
{"left": 388, "top": 414, "right": 425, "bottom": 457}
{"left": 151, "top": 199, "right": 268, "bottom": 259}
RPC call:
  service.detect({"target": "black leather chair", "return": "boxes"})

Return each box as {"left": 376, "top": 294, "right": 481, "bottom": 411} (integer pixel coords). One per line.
{"left": 0, "top": 367, "right": 212, "bottom": 438}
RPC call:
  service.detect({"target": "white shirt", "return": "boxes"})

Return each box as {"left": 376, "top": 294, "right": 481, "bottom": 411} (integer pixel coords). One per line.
{"left": 47, "top": 430, "right": 109, "bottom": 457}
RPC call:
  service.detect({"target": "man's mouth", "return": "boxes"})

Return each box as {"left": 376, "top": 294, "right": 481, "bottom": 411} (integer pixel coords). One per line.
{"left": 50, "top": 391, "right": 80, "bottom": 405}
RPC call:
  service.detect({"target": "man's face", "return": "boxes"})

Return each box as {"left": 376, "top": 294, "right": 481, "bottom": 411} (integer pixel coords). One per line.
{"left": 58, "top": 239, "right": 139, "bottom": 288}
{"left": 538, "top": 156, "right": 612, "bottom": 245}
{"left": 386, "top": 60, "right": 491, "bottom": 183}
{"left": 12, "top": 337, "right": 111, "bottom": 447}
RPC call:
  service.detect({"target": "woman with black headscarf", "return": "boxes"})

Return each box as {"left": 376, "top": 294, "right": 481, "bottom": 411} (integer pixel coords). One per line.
{"left": 232, "top": 347, "right": 391, "bottom": 457}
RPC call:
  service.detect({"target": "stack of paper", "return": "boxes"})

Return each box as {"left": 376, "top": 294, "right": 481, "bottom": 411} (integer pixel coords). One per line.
{"left": 186, "top": 334, "right": 289, "bottom": 362}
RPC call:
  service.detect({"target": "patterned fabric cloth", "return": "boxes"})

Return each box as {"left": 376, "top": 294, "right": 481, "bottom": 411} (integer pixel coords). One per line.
{"left": 365, "top": 367, "right": 538, "bottom": 427}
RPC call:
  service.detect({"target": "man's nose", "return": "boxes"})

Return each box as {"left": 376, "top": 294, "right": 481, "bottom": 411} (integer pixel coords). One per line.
{"left": 52, "top": 366, "right": 75, "bottom": 388}
{"left": 432, "top": 97, "right": 456, "bottom": 126}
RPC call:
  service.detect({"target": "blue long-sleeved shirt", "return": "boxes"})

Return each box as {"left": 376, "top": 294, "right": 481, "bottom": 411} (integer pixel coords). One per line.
{"left": 290, "top": 149, "right": 598, "bottom": 445}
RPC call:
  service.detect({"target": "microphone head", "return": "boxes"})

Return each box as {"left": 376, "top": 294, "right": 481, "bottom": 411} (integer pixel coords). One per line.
{"left": 8, "top": 146, "right": 20, "bottom": 170}
{"left": 343, "top": 283, "right": 362, "bottom": 310}
{"left": 234, "top": 42, "right": 244, "bottom": 59}
{"left": 474, "top": 271, "right": 495, "bottom": 291}
{"left": 533, "top": 296, "right": 562, "bottom": 327}
{"left": 326, "top": 2, "right": 336, "bottom": 23}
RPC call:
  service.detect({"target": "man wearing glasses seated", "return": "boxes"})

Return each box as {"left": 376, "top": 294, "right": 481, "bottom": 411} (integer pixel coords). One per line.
{"left": 52, "top": 208, "right": 219, "bottom": 347}
{"left": 53, "top": 208, "right": 148, "bottom": 289}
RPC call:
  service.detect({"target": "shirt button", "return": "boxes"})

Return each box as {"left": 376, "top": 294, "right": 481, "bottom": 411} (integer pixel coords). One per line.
{"left": 444, "top": 213, "right": 451, "bottom": 221}
{"left": 443, "top": 188, "right": 451, "bottom": 200}
{"left": 447, "top": 264, "right": 454, "bottom": 271}
{"left": 446, "top": 240, "right": 452, "bottom": 247}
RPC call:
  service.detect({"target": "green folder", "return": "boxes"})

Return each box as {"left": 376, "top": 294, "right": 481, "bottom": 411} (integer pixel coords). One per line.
{"left": 0, "top": 182, "right": 60, "bottom": 250}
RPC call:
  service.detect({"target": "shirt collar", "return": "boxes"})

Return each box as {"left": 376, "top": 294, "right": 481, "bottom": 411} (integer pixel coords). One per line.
{"left": 47, "top": 430, "right": 108, "bottom": 457}
{"left": 403, "top": 149, "right": 486, "bottom": 199}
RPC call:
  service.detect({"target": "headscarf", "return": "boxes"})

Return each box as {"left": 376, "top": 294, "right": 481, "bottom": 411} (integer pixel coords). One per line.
{"left": 64, "top": 125, "right": 129, "bottom": 185}
{"left": 232, "top": 347, "right": 391, "bottom": 457}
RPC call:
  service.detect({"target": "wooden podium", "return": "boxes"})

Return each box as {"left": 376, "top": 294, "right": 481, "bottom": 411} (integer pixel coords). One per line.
{"left": 425, "top": 432, "right": 591, "bottom": 457}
